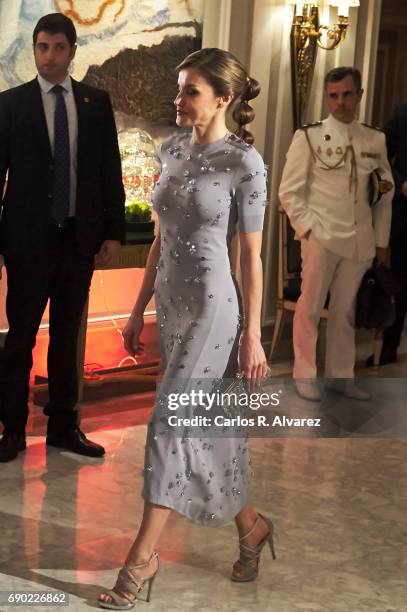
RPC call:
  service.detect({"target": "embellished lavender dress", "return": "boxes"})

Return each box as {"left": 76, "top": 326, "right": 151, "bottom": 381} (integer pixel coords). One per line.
{"left": 142, "top": 132, "right": 268, "bottom": 526}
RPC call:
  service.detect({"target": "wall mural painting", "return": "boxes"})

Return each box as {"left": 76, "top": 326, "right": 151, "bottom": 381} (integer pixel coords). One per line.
{"left": 0, "top": 0, "right": 204, "bottom": 207}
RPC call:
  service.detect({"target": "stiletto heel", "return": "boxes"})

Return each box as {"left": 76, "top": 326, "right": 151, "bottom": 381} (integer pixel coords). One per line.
{"left": 146, "top": 574, "right": 156, "bottom": 603}
{"left": 262, "top": 514, "right": 276, "bottom": 560}
{"left": 231, "top": 513, "right": 276, "bottom": 582}
{"left": 269, "top": 535, "right": 276, "bottom": 560}
{"left": 98, "top": 552, "right": 159, "bottom": 610}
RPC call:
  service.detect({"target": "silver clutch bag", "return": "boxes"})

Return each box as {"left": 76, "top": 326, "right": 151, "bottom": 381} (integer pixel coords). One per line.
{"left": 222, "top": 367, "right": 272, "bottom": 419}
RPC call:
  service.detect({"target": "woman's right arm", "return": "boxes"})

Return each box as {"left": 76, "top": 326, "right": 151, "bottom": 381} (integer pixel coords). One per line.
{"left": 122, "top": 227, "right": 161, "bottom": 355}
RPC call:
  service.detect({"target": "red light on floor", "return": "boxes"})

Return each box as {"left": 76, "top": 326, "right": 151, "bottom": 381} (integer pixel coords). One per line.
{"left": 31, "top": 318, "right": 159, "bottom": 382}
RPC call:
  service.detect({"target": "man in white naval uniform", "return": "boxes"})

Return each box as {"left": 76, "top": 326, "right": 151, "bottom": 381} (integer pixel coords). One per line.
{"left": 279, "top": 67, "right": 393, "bottom": 401}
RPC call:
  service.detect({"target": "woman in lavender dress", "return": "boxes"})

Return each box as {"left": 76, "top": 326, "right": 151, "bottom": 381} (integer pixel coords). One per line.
{"left": 99, "top": 48, "right": 275, "bottom": 610}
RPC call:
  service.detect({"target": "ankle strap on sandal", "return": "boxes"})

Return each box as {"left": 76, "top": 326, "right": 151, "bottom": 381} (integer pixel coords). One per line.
{"left": 239, "top": 516, "right": 260, "bottom": 542}
{"left": 126, "top": 551, "right": 159, "bottom": 571}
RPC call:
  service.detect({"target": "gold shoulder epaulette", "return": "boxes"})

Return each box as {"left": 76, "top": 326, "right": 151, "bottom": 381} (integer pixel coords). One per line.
{"left": 300, "top": 121, "right": 322, "bottom": 130}
{"left": 361, "top": 122, "right": 384, "bottom": 132}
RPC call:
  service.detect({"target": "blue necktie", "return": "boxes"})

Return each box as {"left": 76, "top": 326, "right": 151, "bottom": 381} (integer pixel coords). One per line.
{"left": 51, "top": 84, "right": 70, "bottom": 226}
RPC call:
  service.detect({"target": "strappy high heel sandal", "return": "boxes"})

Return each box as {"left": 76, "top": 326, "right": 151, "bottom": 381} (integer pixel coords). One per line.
{"left": 98, "top": 551, "right": 159, "bottom": 610}
{"left": 231, "top": 514, "right": 276, "bottom": 582}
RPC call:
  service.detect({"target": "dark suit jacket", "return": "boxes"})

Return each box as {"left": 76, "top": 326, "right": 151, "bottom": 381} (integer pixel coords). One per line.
{"left": 385, "top": 104, "right": 407, "bottom": 237}
{"left": 0, "top": 78, "right": 125, "bottom": 256}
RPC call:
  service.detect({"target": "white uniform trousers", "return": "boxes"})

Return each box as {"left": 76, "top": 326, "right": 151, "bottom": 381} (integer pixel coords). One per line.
{"left": 293, "top": 235, "right": 372, "bottom": 379}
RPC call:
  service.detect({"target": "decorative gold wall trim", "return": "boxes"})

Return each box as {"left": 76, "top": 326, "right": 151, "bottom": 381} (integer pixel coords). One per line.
{"left": 290, "top": 5, "right": 319, "bottom": 130}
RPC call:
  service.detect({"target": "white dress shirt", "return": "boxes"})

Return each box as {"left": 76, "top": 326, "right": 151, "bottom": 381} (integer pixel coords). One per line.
{"left": 37, "top": 73, "right": 78, "bottom": 217}
{"left": 279, "top": 114, "right": 394, "bottom": 261}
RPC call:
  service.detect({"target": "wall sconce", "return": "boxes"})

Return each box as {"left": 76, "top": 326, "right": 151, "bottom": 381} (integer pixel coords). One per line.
{"left": 288, "top": 0, "right": 359, "bottom": 129}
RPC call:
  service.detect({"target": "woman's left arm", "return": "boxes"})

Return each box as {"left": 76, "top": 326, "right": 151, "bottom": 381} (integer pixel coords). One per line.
{"left": 233, "top": 145, "right": 269, "bottom": 389}
{"left": 239, "top": 231, "right": 268, "bottom": 388}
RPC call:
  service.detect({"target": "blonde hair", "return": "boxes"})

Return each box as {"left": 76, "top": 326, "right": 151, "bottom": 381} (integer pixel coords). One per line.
{"left": 176, "top": 48, "right": 260, "bottom": 144}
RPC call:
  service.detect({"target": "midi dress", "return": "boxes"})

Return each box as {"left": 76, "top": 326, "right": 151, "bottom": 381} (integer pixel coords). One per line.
{"left": 142, "top": 132, "right": 268, "bottom": 526}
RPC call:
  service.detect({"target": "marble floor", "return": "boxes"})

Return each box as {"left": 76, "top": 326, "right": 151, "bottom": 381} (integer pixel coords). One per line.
{"left": 0, "top": 358, "right": 406, "bottom": 612}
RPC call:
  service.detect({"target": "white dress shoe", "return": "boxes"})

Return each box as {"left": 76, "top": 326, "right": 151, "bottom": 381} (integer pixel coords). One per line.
{"left": 343, "top": 381, "right": 371, "bottom": 401}
{"left": 327, "top": 380, "right": 371, "bottom": 401}
{"left": 294, "top": 380, "right": 321, "bottom": 401}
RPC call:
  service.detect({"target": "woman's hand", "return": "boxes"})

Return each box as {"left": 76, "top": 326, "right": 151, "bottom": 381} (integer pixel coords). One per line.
{"left": 122, "top": 312, "right": 145, "bottom": 356}
{"left": 238, "top": 330, "right": 268, "bottom": 392}
{"left": 121, "top": 229, "right": 161, "bottom": 357}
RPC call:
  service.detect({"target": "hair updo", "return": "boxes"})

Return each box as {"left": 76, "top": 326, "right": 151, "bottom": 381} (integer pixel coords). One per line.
{"left": 176, "top": 48, "right": 261, "bottom": 145}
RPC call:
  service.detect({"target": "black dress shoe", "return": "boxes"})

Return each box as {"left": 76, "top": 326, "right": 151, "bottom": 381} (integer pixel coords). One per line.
{"left": 46, "top": 427, "right": 105, "bottom": 457}
{"left": 366, "top": 348, "right": 398, "bottom": 367}
{"left": 0, "top": 431, "right": 26, "bottom": 463}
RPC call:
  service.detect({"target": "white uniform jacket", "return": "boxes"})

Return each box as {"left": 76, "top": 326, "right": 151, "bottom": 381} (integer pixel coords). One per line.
{"left": 279, "top": 114, "right": 394, "bottom": 261}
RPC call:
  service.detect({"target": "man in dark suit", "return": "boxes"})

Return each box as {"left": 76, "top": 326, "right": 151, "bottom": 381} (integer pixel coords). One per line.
{"left": 368, "top": 104, "right": 407, "bottom": 366}
{"left": 0, "top": 13, "right": 125, "bottom": 462}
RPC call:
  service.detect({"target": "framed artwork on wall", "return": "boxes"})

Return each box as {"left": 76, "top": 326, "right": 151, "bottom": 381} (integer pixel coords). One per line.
{"left": 0, "top": 0, "right": 203, "bottom": 139}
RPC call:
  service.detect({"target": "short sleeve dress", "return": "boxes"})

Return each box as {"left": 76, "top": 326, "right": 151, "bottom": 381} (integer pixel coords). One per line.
{"left": 142, "top": 132, "right": 268, "bottom": 526}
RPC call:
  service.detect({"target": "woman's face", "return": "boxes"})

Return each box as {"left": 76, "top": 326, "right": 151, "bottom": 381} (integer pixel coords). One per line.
{"left": 174, "top": 67, "right": 226, "bottom": 128}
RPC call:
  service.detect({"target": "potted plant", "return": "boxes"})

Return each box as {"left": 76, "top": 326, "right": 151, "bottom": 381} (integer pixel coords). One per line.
{"left": 125, "top": 201, "right": 155, "bottom": 233}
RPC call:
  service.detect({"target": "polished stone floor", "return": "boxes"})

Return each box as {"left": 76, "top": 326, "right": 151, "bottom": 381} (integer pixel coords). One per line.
{"left": 0, "top": 360, "right": 406, "bottom": 611}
